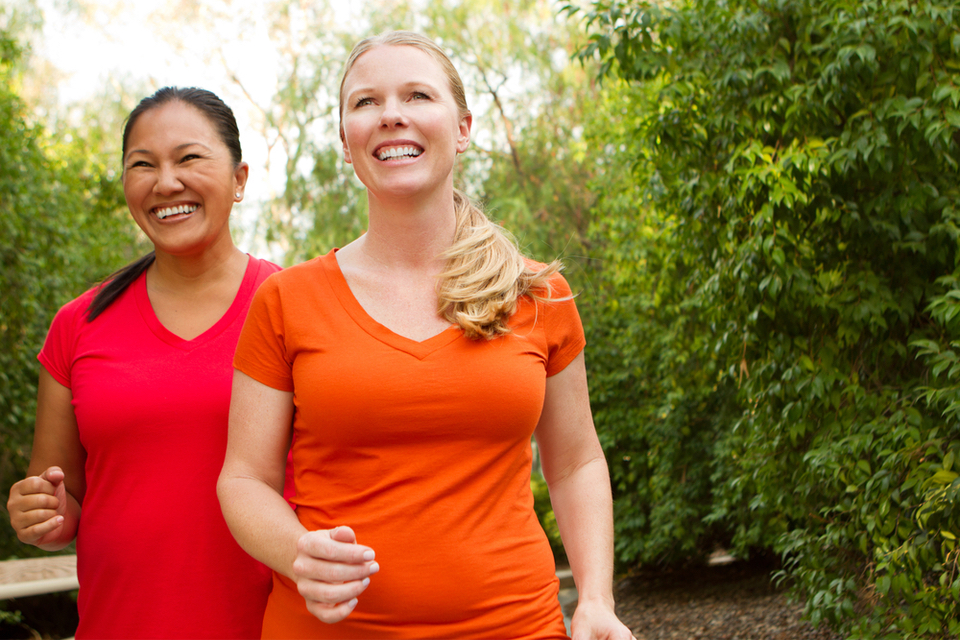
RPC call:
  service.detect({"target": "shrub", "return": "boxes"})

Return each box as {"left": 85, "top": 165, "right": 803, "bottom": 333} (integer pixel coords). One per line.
{"left": 573, "top": 0, "right": 960, "bottom": 636}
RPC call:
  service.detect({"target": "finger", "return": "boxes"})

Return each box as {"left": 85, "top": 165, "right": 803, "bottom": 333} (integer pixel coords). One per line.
{"left": 17, "top": 515, "right": 64, "bottom": 543}
{"left": 11, "top": 476, "right": 58, "bottom": 498}
{"left": 298, "top": 575, "right": 371, "bottom": 607}
{"left": 299, "top": 529, "right": 375, "bottom": 564}
{"left": 305, "top": 596, "right": 359, "bottom": 624}
{"left": 293, "top": 555, "right": 380, "bottom": 584}
{"left": 329, "top": 525, "right": 357, "bottom": 544}
{"left": 9, "top": 491, "right": 61, "bottom": 514}
{"left": 14, "top": 505, "right": 63, "bottom": 527}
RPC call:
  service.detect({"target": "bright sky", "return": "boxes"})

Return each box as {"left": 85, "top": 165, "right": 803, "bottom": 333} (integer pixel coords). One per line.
{"left": 32, "top": 0, "right": 369, "bottom": 257}
{"left": 36, "top": 0, "right": 360, "bottom": 104}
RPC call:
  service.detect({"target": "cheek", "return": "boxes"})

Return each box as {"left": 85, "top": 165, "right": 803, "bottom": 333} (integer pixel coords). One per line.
{"left": 342, "top": 116, "right": 373, "bottom": 150}
{"left": 122, "top": 178, "right": 143, "bottom": 208}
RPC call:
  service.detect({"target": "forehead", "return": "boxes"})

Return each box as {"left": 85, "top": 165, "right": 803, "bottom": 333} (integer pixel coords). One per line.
{"left": 344, "top": 45, "right": 449, "bottom": 92}
{"left": 126, "top": 101, "right": 219, "bottom": 146}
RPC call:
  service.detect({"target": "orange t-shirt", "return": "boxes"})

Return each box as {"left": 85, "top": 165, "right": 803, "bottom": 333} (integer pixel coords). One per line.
{"left": 234, "top": 250, "right": 585, "bottom": 639}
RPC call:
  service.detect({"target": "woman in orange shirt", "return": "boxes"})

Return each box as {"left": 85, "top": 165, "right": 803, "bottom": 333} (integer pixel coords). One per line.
{"left": 218, "top": 31, "right": 633, "bottom": 640}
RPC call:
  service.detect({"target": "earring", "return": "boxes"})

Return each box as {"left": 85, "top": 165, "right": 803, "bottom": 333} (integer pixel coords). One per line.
{"left": 235, "top": 192, "right": 241, "bottom": 199}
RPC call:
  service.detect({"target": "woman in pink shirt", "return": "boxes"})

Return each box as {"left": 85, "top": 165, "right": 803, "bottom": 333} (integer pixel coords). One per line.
{"left": 6, "top": 87, "right": 279, "bottom": 639}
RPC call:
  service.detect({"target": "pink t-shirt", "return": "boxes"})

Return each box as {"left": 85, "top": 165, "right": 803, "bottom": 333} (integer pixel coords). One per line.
{"left": 39, "top": 255, "right": 279, "bottom": 639}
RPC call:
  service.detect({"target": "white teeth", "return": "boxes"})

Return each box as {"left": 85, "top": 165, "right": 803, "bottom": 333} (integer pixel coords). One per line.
{"left": 155, "top": 204, "right": 199, "bottom": 219}
{"left": 377, "top": 146, "right": 422, "bottom": 161}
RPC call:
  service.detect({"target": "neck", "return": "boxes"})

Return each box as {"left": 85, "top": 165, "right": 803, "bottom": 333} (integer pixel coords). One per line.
{"left": 149, "top": 239, "right": 247, "bottom": 294}
{"left": 360, "top": 187, "right": 458, "bottom": 271}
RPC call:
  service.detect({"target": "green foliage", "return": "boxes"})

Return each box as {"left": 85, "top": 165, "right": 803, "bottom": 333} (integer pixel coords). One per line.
{"left": 0, "top": 24, "right": 134, "bottom": 559}
{"left": 531, "top": 471, "right": 566, "bottom": 562}
{"left": 572, "top": 0, "right": 960, "bottom": 636}
{"left": 576, "top": 77, "right": 740, "bottom": 565}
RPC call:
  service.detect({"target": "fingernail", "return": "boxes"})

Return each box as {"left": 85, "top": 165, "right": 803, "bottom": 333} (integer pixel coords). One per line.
{"left": 369, "top": 562, "right": 380, "bottom": 575}
{"left": 361, "top": 577, "right": 370, "bottom": 588}
{"left": 347, "top": 598, "right": 358, "bottom": 610}
{"left": 363, "top": 549, "right": 375, "bottom": 561}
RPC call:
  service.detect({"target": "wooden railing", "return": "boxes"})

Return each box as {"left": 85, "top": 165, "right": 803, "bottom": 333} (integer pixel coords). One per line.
{"left": 0, "top": 556, "right": 575, "bottom": 634}
{"left": 0, "top": 554, "right": 78, "bottom": 600}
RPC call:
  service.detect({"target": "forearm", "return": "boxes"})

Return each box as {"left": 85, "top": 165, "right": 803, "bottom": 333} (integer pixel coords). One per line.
{"left": 217, "top": 475, "right": 305, "bottom": 579}
{"left": 547, "top": 456, "right": 616, "bottom": 605}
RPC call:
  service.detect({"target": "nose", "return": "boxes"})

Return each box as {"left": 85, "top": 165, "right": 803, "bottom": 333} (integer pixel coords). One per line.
{"left": 154, "top": 165, "right": 184, "bottom": 195}
{"left": 379, "top": 98, "right": 407, "bottom": 128}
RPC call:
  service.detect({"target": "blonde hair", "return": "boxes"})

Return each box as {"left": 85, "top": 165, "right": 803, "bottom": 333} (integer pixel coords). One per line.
{"left": 339, "top": 31, "right": 562, "bottom": 340}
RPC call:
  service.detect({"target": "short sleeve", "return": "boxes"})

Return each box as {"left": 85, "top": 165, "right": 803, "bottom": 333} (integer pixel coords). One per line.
{"left": 541, "top": 272, "right": 586, "bottom": 377}
{"left": 37, "top": 292, "right": 93, "bottom": 388}
{"left": 234, "top": 274, "right": 295, "bottom": 392}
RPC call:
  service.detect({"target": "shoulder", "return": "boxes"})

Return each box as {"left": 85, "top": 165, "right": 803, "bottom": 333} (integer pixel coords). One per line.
{"left": 247, "top": 253, "right": 332, "bottom": 313}
{"left": 522, "top": 258, "right": 574, "bottom": 299}
{"left": 52, "top": 286, "right": 102, "bottom": 326}
{"left": 522, "top": 256, "right": 548, "bottom": 272}
{"left": 254, "top": 255, "right": 283, "bottom": 274}
{"left": 261, "top": 252, "right": 331, "bottom": 288}
{"left": 247, "top": 254, "right": 282, "bottom": 284}
{"left": 40, "top": 286, "right": 104, "bottom": 371}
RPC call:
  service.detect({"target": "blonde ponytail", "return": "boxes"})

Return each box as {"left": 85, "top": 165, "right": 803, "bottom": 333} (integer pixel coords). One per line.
{"left": 437, "top": 190, "right": 562, "bottom": 340}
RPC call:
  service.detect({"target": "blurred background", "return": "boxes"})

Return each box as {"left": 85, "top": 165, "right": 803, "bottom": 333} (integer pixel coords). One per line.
{"left": 2, "top": 1, "right": 959, "bottom": 638}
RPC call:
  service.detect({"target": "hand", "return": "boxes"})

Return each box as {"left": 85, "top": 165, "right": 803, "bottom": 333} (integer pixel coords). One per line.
{"left": 571, "top": 596, "right": 636, "bottom": 640}
{"left": 7, "top": 466, "right": 70, "bottom": 547}
{"left": 293, "top": 525, "right": 379, "bottom": 624}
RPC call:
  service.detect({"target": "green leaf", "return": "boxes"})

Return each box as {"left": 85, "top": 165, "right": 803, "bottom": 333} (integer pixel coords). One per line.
{"left": 930, "top": 469, "right": 959, "bottom": 485}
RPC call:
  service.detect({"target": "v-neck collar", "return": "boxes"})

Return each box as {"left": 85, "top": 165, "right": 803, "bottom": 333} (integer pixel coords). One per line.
{"left": 320, "top": 250, "right": 463, "bottom": 360}
{"left": 135, "top": 254, "right": 256, "bottom": 350}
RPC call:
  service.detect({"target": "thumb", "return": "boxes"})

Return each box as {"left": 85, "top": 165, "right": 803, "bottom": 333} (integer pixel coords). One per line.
{"left": 38, "top": 467, "right": 68, "bottom": 518}
{"left": 40, "top": 466, "right": 65, "bottom": 487}
{"left": 329, "top": 525, "right": 358, "bottom": 544}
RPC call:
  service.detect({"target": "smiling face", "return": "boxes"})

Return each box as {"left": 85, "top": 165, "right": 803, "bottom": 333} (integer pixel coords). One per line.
{"left": 339, "top": 44, "right": 471, "bottom": 203}
{"left": 122, "top": 100, "right": 248, "bottom": 259}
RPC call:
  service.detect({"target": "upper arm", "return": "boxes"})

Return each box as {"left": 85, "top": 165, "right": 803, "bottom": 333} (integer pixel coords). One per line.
{"left": 28, "top": 367, "right": 86, "bottom": 503}
{"left": 533, "top": 351, "right": 605, "bottom": 485}
{"left": 223, "top": 370, "right": 295, "bottom": 493}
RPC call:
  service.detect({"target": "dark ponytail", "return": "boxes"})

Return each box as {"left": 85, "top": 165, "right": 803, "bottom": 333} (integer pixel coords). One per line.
{"left": 86, "top": 253, "right": 156, "bottom": 322}
{"left": 85, "top": 87, "right": 242, "bottom": 322}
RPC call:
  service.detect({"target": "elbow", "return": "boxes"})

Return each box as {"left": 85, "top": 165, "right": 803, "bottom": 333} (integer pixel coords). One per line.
{"left": 542, "top": 448, "right": 608, "bottom": 489}
{"left": 216, "top": 469, "right": 237, "bottom": 519}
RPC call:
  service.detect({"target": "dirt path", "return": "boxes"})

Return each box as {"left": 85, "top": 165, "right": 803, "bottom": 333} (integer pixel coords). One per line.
{"left": 613, "top": 558, "right": 841, "bottom": 640}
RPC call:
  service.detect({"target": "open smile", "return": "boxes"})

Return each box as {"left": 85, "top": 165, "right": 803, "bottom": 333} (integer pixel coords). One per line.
{"left": 154, "top": 204, "right": 199, "bottom": 220}
{"left": 376, "top": 145, "right": 423, "bottom": 161}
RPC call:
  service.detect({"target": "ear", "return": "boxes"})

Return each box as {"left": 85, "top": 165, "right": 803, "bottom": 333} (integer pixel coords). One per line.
{"left": 456, "top": 111, "right": 472, "bottom": 154}
{"left": 233, "top": 162, "right": 250, "bottom": 201}
{"left": 341, "top": 128, "right": 353, "bottom": 164}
